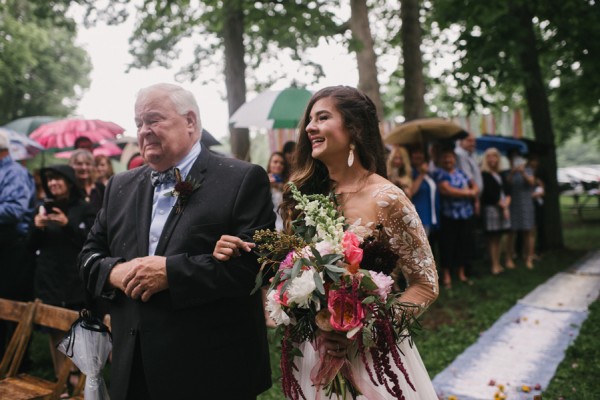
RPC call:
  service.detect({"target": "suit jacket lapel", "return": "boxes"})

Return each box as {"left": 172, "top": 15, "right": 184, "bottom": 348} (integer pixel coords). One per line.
{"left": 154, "top": 150, "right": 210, "bottom": 256}
{"left": 136, "top": 167, "right": 155, "bottom": 256}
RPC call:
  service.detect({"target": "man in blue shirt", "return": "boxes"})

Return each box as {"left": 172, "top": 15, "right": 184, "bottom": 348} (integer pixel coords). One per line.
{"left": 0, "top": 129, "right": 36, "bottom": 356}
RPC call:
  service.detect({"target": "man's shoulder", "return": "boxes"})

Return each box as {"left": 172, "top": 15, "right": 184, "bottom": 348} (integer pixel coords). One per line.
{"left": 0, "top": 158, "right": 30, "bottom": 181}
{"left": 110, "top": 165, "right": 149, "bottom": 186}
{"left": 206, "top": 152, "right": 263, "bottom": 175}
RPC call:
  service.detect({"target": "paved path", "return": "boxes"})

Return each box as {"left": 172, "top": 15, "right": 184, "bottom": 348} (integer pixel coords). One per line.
{"left": 432, "top": 251, "right": 600, "bottom": 400}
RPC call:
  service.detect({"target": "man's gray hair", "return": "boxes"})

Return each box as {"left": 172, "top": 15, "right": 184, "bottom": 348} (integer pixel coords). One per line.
{"left": 137, "top": 83, "right": 202, "bottom": 132}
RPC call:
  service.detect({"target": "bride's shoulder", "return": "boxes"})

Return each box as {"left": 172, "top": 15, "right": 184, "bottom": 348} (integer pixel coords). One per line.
{"left": 363, "top": 174, "right": 408, "bottom": 200}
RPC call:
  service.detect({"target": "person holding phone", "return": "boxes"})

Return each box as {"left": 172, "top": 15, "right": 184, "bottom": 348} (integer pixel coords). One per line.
{"left": 30, "top": 165, "right": 96, "bottom": 378}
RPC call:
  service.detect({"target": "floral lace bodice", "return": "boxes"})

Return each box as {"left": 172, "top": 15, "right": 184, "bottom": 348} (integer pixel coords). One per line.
{"left": 341, "top": 179, "right": 439, "bottom": 311}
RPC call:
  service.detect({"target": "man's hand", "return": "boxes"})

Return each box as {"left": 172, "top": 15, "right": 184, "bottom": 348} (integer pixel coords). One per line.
{"left": 119, "top": 256, "right": 169, "bottom": 302}
{"left": 212, "top": 235, "right": 255, "bottom": 262}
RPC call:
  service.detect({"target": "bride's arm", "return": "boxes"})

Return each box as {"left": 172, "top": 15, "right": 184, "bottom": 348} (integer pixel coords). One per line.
{"left": 380, "top": 187, "right": 439, "bottom": 314}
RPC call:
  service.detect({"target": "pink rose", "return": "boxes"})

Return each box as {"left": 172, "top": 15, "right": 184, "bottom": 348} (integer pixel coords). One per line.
{"left": 328, "top": 289, "right": 364, "bottom": 332}
{"left": 342, "top": 231, "right": 363, "bottom": 267}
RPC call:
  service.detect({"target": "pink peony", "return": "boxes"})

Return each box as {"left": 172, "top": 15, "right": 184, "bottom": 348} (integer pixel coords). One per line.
{"left": 280, "top": 251, "right": 296, "bottom": 269}
{"left": 368, "top": 270, "right": 394, "bottom": 301}
{"left": 328, "top": 289, "right": 364, "bottom": 332}
{"left": 342, "top": 231, "right": 363, "bottom": 267}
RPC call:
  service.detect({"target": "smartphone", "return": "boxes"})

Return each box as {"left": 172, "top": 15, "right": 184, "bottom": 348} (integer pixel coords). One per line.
{"left": 43, "top": 199, "right": 58, "bottom": 214}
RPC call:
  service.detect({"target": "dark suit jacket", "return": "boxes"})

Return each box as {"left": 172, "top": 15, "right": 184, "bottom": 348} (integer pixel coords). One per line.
{"left": 79, "top": 150, "right": 275, "bottom": 399}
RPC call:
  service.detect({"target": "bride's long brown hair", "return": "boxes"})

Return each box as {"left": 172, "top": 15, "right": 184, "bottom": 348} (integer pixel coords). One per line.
{"left": 280, "top": 86, "right": 386, "bottom": 232}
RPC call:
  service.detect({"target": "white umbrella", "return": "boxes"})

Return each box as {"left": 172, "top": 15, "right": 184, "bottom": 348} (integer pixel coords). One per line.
{"left": 0, "top": 127, "right": 45, "bottom": 160}
{"left": 57, "top": 311, "right": 112, "bottom": 400}
{"left": 229, "top": 88, "right": 312, "bottom": 129}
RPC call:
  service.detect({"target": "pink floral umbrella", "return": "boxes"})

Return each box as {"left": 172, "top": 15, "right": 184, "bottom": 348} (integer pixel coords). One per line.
{"left": 30, "top": 118, "right": 125, "bottom": 149}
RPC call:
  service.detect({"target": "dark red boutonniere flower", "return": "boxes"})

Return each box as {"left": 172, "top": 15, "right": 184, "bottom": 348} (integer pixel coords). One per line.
{"left": 164, "top": 168, "right": 201, "bottom": 214}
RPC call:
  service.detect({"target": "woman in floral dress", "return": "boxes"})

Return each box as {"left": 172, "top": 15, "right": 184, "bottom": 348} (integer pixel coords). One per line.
{"left": 278, "top": 86, "right": 439, "bottom": 399}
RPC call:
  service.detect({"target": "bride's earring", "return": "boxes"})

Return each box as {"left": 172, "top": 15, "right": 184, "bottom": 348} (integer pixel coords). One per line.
{"left": 347, "top": 144, "right": 355, "bottom": 167}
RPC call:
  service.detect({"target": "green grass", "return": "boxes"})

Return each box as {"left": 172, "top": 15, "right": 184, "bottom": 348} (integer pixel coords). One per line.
{"left": 26, "top": 196, "right": 600, "bottom": 398}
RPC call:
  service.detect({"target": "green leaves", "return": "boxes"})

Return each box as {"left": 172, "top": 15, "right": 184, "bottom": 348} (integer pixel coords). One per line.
{"left": 0, "top": 1, "right": 91, "bottom": 123}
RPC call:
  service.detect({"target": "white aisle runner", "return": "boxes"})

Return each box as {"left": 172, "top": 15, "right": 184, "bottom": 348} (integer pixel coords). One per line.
{"left": 432, "top": 251, "right": 600, "bottom": 400}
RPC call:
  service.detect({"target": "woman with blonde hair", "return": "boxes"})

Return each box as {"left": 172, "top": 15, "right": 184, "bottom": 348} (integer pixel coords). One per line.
{"left": 386, "top": 145, "right": 413, "bottom": 197}
{"left": 94, "top": 154, "right": 114, "bottom": 186}
{"left": 480, "top": 147, "right": 511, "bottom": 275}
{"left": 68, "top": 149, "right": 105, "bottom": 214}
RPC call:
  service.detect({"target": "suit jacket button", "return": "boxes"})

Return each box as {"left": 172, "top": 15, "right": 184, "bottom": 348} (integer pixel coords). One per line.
{"left": 129, "top": 328, "right": 136, "bottom": 336}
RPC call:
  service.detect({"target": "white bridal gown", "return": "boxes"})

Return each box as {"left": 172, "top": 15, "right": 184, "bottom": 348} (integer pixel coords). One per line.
{"left": 293, "top": 180, "right": 440, "bottom": 400}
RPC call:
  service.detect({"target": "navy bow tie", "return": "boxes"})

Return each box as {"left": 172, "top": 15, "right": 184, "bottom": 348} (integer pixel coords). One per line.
{"left": 150, "top": 168, "right": 177, "bottom": 187}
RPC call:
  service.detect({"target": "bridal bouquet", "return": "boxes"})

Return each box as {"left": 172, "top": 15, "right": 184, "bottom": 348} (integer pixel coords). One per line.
{"left": 253, "top": 183, "right": 421, "bottom": 400}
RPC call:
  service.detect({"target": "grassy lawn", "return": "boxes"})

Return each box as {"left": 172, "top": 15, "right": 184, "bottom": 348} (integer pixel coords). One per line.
{"left": 25, "top": 196, "right": 599, "bottom": 399}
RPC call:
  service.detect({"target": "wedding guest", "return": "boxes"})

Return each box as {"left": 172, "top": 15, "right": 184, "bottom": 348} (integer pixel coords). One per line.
{"left": 455, "top": 133, "right": 483, "bottom": 197}
{"left": 127, "top": 153, "right": 145, "bottom": 170}
{"left": 282, "top": 140, "right": 296, "bottom": 167}
{"left": 435, "top": 147, "right": 478, "bottom": 288}
{"left": 73, "top": 136, "right": 94, "bottom": 152}
{"left": 480, "top": 148, "right": 511, "bottom": 275}
{"left": 386, "top": 145, "right": 413, "bottom": 196}
{"left": 408, "top": 145, "right": 439, "bottom": 237}
{"left": 79, "top": 83, "right": 274, "bottom": 399}
{"left": 68, "top": 149, "right": 105, "bottom": 214}
{"left": 504, "top": 150, "right": 537, "bottom": 269}
{"left": 528, "top": 154, "right": 546, "bottom": 257}
{"left": 215, "top": 86, "right": 439, "bottom": 398}
{"left": 31, "top": 164, "right": 95, "bottom": 378}
{"left": 266, "top": 151, "right": 288, "bottom": 232}
{"left": 0, "top": 131, "right": 36, "bottom": 357}
{"left": 95, "top": 154, "right": 114, "bottom": 185}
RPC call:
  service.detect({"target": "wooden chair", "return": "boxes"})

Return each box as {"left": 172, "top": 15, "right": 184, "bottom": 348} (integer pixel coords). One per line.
{"left": 0, "top": 298, "right": 37, "bottom": 379}
{"left": 0, "top": 301, "right": 80, "bottom": 400}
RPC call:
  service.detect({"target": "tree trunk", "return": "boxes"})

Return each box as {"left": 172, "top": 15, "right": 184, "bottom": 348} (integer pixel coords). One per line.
{"left": 222, "top": 0, "right": 250, "bottom": 160}
{"left": 400, "top": 0, "right": 425, "bottom": 121}
{"left": 349, "top": 0, "right": 384, "bottom": 120}
{"left": 509, "top": 2, "right": 563, "bottom": 248}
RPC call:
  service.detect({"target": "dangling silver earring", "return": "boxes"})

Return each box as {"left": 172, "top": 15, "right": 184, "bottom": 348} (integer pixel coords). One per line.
{"left": 347, "top": 144, "right": 355, "bottom": 167}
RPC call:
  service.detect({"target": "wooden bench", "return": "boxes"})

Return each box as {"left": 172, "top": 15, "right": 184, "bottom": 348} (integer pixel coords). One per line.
{"left": 0, "top": 300, "right": 80, "bottom": 400}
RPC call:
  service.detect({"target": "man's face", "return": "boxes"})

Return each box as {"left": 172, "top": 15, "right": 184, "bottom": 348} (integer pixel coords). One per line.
{"left": 461, "top": 135, "right": 476, "bottom": 153}
{"left": 135, "top": 89, "right": 198, "bottom": 172}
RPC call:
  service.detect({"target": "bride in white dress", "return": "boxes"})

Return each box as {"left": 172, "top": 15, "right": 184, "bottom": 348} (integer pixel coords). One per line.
{"left": 279, "top": 86, "right": 439, "bottom": 399}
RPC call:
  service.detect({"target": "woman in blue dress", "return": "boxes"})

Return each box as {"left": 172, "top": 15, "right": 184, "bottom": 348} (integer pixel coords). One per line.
{"left": 435, "top": 148, "right": 479, "bottom": 288}
{"left": 408, "top": 146, "right": 440, "bottom": 237}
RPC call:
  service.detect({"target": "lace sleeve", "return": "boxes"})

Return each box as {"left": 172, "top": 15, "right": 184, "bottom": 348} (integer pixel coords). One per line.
{"left": 374, "top": 184, "right": 439, "bottom": 311}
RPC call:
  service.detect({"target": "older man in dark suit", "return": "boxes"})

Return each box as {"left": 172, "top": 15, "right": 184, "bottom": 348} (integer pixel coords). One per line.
{"left": 79, "top": 83, "right": 274, "bottom": 399}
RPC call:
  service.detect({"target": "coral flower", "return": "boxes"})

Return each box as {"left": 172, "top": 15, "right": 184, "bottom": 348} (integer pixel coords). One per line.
{"left": 342, "top": 231, "right": 364, "bottom": 267}
{"left": 328, "top": 289, "right": 364, "bottom": 332}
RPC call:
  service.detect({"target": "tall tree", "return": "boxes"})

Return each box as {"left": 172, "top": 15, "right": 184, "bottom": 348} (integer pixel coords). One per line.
{"left": 349, "top": 0, "right": 384, "bottom": 119}
{"left": 0, "top": 0, "right": 91, "bottom": 124}
{"left": 87, "top": 1, "right": 340, "bottom": 160}
{"left": 399, "top": 0, "right": 425, "bottom": 121}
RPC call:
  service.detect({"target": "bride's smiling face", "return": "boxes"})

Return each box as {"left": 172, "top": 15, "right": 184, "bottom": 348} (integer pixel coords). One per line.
{"left": 305, "top": 97, "right": 351, "bottom": 165}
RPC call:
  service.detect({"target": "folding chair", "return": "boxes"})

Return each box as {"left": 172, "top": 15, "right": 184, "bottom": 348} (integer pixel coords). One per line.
{"left": 0, "top": 298, "right": 37, "bottom": 379}
{"left": 0, "top": 301, "right": 80, "bottom": 400}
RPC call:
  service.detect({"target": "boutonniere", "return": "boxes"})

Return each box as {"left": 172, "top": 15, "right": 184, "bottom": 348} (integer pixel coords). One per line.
{"left": 164, "top": 168, "right": 201, "bottom": 214}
